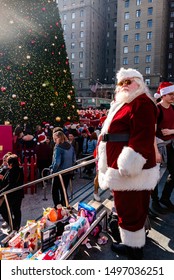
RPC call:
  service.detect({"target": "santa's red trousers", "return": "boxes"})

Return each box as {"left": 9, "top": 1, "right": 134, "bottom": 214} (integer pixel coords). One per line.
{"left": 113, "top": 190, "right": 151, "bottom": 234}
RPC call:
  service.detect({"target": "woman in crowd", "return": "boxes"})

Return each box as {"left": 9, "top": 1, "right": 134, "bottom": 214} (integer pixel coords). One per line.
{"left": 0, "top": 154, "right": 24, "bottom": 231}
{"left": 50, "top": 131, "right": 76, "bottom": 207}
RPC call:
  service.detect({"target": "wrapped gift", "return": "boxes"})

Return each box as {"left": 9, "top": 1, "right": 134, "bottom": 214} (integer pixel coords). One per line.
{"left": 8, "top": 222, "right": 38, "bottom": 254}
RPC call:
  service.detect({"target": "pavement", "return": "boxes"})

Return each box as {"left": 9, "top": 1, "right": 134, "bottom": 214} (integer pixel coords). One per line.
{"left": 0, "top": 166, "right": 174, "bottom": 260}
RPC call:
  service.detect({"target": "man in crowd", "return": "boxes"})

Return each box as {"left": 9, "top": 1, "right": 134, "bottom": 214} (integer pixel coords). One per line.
{"left": 97, "top": 67, "right": 159, "bottom": 259}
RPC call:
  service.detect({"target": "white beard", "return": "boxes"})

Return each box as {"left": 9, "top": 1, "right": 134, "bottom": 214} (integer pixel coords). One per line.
{"left": 116, "top": 86, "right": 144, "bottom": 103}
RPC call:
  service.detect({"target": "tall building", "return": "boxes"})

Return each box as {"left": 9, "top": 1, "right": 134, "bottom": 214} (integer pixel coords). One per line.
{"left": 116, "top": 0, "right": 169, "bottom": 90}
{"left": 57, "top": 0, "right": 116, "bottom": 107}
{"left": 57, "top": 0, "right": 174, "bottom": 102}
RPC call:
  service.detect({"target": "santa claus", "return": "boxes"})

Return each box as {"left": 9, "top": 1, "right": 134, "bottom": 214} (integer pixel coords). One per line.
{"left": 98, "top": 67, "right": 160, "bottom": 259}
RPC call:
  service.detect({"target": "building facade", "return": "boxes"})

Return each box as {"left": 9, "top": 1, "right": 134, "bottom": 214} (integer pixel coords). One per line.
{"left": 57, "top": 0, "right": 174, "bottom": 103}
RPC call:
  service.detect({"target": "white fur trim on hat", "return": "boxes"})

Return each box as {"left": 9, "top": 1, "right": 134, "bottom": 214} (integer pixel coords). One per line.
{"left": 117, "top": 67, "right": 144, "bottom": 83}
{"left": 160, "top": 85, "right": 174, "bottom": 96}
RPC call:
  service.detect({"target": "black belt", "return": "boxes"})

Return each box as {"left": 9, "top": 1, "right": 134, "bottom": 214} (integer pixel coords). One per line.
{"left": 101, "top": 133, "right": 129, "bottom": 142}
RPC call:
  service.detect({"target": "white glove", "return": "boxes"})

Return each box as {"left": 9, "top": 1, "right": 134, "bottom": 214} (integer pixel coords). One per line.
{"left": 118, "top": 168, "right": 129, "bottom": 177}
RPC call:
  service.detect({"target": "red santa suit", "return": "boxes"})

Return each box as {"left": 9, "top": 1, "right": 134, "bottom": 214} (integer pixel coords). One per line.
{"left": 98, "top": 70, "right": 160, "bottom": 249}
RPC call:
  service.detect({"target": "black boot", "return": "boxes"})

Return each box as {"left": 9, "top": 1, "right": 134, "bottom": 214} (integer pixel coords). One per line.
{"left": 126, "top": 246, "right": 144, "bottom": 260}
{"left": 111, "top": 242, "right": 127, "bottom": 255}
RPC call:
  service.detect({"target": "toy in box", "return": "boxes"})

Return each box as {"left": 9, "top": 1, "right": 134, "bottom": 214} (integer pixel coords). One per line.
{"left": 78, "top": 202, "right": 96, "bottom": 224}
{"left": 8, "top": 222, "right": 38, "bottom": 254}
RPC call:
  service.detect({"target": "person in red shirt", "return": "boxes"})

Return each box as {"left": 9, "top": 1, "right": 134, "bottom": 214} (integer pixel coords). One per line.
{"left": 152, "top": 81, "right": 174, "bottom": 212}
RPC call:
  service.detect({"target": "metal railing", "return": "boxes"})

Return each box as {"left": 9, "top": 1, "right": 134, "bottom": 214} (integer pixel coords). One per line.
{"left": 0, "top": 156, "right": 97, "bottom": 231}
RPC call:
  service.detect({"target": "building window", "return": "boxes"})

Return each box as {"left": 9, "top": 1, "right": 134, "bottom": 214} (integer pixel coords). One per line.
{"left": 136, "top": 10, "right": 141, "bottom": 17}
{"left": 146, "top": 43, "right": 152, "bottom": 51}
{"left": 63, "top": 24, "right": 66, "bottom": 31}
{"left": 80, "top": 41, "right": 84, "bottom": 48}
{"left": 124, "top": 12, "right": 130, "bottom": 19}
{"left": 79, "top": 62, "right": 83, "bottom": 68}
{"left": 171, "top": 2, "right": 174, "bottom": 7}
{"left": 71, "top": 62, "right": 75, "bottom": 69}
{"left": 63, "top": 14, "right": 67, "bottom": 20}
{"left": 134, "top": 56, "right": 139, "bottom": 64}
{"left": 147, "top": 31, "right": 152, "bottom": 39}
{"left": 123, "top": 35, "right": 128, "bottom": 42}
{"left": 123, "top": 46, "right": 128, "bottom": 53}
{"left": 148, "top": 0, "right": 153, "bottom": 3}
{"left": 123, "top": 57, "right": 128, "bottom": 65}
{"left": 79, "top": 72, "right": 83, "bottom": 78}
{"left": 146, "top": 55, "right": 151, "bottom": 62}
{"left": 71, "top": 42, "right": 75, "bottom": 49}
{"left": 145, "top": 78, "right": 150, "bottom": 85}
{"left": 170, "top": 22, "right": 174, "bottom": 28}
{"left": 168, "top": 63, "right": 172, "bottom": 69}
{"left": 71, "top": 32, "right": 75, "bottom": 39}
{"left": 134, "top": 45, "right": 140, "bottom": 52}
{"left": 80, "top": 31, "right": 84, "bottom": 38}
{"left": 170, "top": 32, "right": 174, "bottom": 38}
{"left": 125, "top": 0, "right": 130, "bottom": 8}
{"left": 135, "top": 33, "right": 140, "bottom": 41}
{"left": 169, "top": 43, "right": 173, "bottom": 48}
{"left": 136, "top": 0, "right": 141, "bottom": 5}
{"left": 79, "top": 51, "right": 83, "bottom": 58}
{"left": 71, "top": 53, "right": 75, "bottom": 59}
{"left": 124, "top": 23, "right": 129, "bottom": 31}
{"left": 171, "top": 12, "right": 174, "bottom": 17}
{"left": 80, "top": 21, "right": 84, "bottom": 28}
{"left": 145, "top": 67, "right": 150, "bottom": 74}
{"left": 147, "top": 19, "right": 152, "bottom": 28}
{"left": 72, "top": 12, "right": 75, "bottom": 19}
{"left": 148, "top": 7, "right": 153, "bottom": 15}
{"left": 169, "top": 53, "right": 172, "bottom": 59}
{"left": 72, "top": 22, "right": 75, "bottom": 29}
{"left": 107, "top": 31, "right": 110, "bottom": 37}
{"left": 135, "top": 21, "right": 141, "bottom": 29}
{"left": 80, "top": 9, "right": 84, "bottom": 17}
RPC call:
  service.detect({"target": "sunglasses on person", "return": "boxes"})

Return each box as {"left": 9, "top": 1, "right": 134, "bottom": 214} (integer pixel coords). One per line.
{"left": 117, "top": 79, "right": 134, "bottom": 87}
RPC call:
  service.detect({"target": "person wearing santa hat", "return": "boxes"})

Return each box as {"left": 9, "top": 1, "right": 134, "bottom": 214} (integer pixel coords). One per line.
{"left": 152, "top": 81, "right": 174, "bottom": 212}
{"left": 97, "top": 67, "right": 159, "bottom": 259}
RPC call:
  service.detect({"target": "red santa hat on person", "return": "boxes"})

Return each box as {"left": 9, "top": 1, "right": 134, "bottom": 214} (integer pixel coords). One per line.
{"left": 37, "top": 133, "right": 47, "bottom": 144}
{"left": 116, "top": 67, "right": 144, "bottom": 84}
{"left": 154, "top": 81, "right": 174, "bottom": 99}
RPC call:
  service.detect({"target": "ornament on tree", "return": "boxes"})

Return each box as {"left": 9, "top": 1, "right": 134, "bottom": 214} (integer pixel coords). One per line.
{"left": 72, "top": 105, "right": 75, "bottom": 109}
{"left": 12, "top": 94, "right": 17, "bottom": 99}
{"left": 50, "top": 102, "right": 54, "bottom": 107}
{"left": 56, "top": 116, "right": 61, "bottom": 122}
{"left": 54, "top": 91, "right": 58, "bottom": 96}
{"left": 20, "top": 101, "right": 26, "bottom": 106}
{"left": 67, "top": 116, "right": 71, "bottom": 120}
{"left": 67, "top": 95, "right": 71, "bottom": 100}
{"left": 63, "top": 103, "right": 66, "bottom": 107}
{"left": 23, "top": 116, "right": 28, "bottom": 120}
{"left": 1, "top": 86, "right": 6, "bottom": 92}
{"left": 4, "top": 121, "right": 10, "bottom": 125}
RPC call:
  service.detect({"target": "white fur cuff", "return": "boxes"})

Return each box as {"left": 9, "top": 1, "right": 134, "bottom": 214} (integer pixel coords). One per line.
{"left": 117, "top": 146, "right": 146, "bottom": 177}
{"left": 120, "top": 227, "right": 146, "bottom": 248}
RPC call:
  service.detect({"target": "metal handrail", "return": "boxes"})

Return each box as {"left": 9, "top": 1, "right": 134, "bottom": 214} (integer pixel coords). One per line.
{"left": 0, "top": 156, "right": 98, "bottom": 231}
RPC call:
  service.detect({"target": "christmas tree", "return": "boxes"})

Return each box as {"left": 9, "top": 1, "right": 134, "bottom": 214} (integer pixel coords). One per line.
{"left": 0, "top": 0, "right": 78, "bottom": 131}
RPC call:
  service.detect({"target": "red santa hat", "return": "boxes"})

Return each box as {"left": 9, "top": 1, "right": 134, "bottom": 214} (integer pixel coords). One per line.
{"left": 154, "top": 81, "right": 174, "bottom": 99}
{"left": 116, "top": 67, "right": 144, "bottom": 83}
{"left": 38, "top": 133, "right": 47, "bottom": 143}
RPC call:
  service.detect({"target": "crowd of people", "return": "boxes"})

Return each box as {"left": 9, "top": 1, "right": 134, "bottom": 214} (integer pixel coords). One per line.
{"left": 1, "top": 67, "right": 174, "bottom": 261}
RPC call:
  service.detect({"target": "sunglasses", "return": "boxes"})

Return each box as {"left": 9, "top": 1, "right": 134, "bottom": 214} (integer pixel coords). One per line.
{"left": 117, "top": 79, "right": 134, "bottom": 87}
